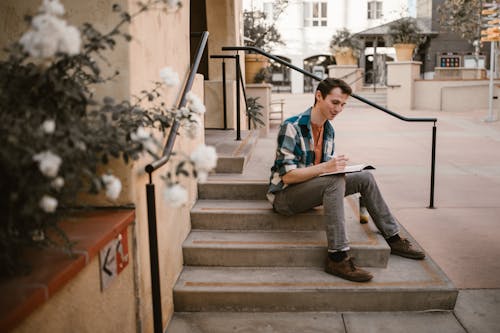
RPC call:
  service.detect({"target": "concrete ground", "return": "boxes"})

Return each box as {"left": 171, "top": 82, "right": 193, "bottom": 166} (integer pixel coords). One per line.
{"left": 226, "top": 93, "right": 500, "bottom": 332}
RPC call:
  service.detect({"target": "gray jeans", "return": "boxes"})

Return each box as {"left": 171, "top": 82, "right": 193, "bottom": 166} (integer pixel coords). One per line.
{"left": 272, "top": 171, "right": 399, "bottom": 252}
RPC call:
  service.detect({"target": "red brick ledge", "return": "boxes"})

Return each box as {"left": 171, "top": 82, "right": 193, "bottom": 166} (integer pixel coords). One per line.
{"left": 0, "top": 209, "right": 135, "bottom": 332}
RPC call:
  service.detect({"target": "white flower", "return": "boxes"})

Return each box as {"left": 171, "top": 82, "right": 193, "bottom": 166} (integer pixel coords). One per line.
{"left": 41, "top": 0, "right": 65, "bottom": 16}
{"left": 51, "top": 177, "right": 64, "bottom": 190}
{"left": 60, "top": 25, "right": 81, "bottom": 55}
{"left": 41, "top": 119, "right": 56, "bottom": 134}
{"left": 130, "top": 126, "right": 159, "bottom": 153}
{"left": 75, "top": 141, "right": 87, "bottom": 151}
{"left": 39, "top": 195, "right": 58, "bottom": 213}
{"left": 31, "top": 229, "right": 45, "bottom": 241}
{"left": 183, "top": 115, "right": 201, "bottom": 139}
{"left": 102, "top": 174, "right": 122, "bottom": 201}
{"left": 159, "top": 67, "right": 180, "bottom": 87}
{"left": 163, "top": 184, "right": 188, "bottom": 207}
{"left": 178, "top": 106, "right": 190, "bottom": 118}
{"left": 33, "top": 150, "right": 62, "bottom": 178}
{"left": 186, "top": 91, "right": 206, "bottom": 114}
{"left": 190, "top": 144, "right": 217, "bottom": 177}
{"left": 19, "top": 11, "right": 81, "bottom": 58}
{"left": 130, "top": 126, "right": 151, "bottom": 141}
{"left": 196, "top": 170, "right": 209, "bottom": 183}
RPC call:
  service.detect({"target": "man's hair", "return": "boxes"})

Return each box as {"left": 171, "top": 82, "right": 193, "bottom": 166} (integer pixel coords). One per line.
{"left": 314, "top": 78, "right": 352, "bottom": 105}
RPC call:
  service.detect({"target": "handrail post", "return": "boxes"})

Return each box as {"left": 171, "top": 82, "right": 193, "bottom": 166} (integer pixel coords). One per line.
{"left": 235, "top": 53, "right": 241, "bottom": 141}
{"left": 429, "top": 123, "right": 437, "bottom": 209}
{"left": 146, "top": 181, "right": 163, "bottom": 333}
{"left": 222, "top": 60, "right": 228, "bottom": 129}
{"left": 235, "top": 63, "right": 250, "bottom": 130}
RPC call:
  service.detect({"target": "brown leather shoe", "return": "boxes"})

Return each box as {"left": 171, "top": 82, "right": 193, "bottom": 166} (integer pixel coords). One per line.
{"left": 325, "top": 256, "right": 373, "bottom": 282}
{"left": 389, "top": 238, "right": 425, "bottom": 260}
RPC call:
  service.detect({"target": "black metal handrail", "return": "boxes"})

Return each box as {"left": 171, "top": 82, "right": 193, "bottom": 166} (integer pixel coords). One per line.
{"left": 222, "top": 45, "right": 438, "bottom": 209}
{"left": 223, "top": 46, "right": 437, "bottom": 123}
{"left": 143, "top": 31, "right": 209, "bottom": 333}
{"left": 210, "top": 54, "right": 250, "bottom": 139}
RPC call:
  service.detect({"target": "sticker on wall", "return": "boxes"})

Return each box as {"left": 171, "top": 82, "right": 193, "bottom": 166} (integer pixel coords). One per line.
{"left": 99, "top": 229, "right": 129, "bottom": 291}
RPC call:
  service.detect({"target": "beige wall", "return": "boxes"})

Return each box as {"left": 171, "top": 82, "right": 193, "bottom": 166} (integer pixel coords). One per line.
{"left": 414, "top": 80, "right": 500, "bottom": 111}
{"left": 14, "top": 227, "right": 136, "bottom": 333}
{"left": 204, "top": 80, "right": 237, "bottom": 128}
{"left": 205, "top": 0, "right": 243, "bottom": 81}
{"left": 386, "top": 61, "right": 421, "bottom": 111}
{"left": 203, "top": 0, "right": 246, "bottom": 133}
{"left": 385, "top": 60, "right": 500, "bottom": 112}
{"left": 1, "top": 0, "right": 201, "bottom": 331}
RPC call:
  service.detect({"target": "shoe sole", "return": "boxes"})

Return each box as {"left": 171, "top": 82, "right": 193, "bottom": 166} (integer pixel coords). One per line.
{"left": 391, "top": 250, "right": 425, "bottom": 260}
{"left": 325, "top": 268, "right": 373, "bottom": 283}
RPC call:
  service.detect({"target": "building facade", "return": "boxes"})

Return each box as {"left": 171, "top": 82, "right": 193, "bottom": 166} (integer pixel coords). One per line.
{"left": 244, "top": 0, "right": 415, "bottom": 92}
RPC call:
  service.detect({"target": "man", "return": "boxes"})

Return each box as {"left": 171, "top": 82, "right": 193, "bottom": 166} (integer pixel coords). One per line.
{"left": 267, "top": 78, "right": 424, "bottom": 282}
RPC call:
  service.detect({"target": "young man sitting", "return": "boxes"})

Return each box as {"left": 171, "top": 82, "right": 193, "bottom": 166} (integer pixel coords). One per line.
{"left": 267, "top": 78, "right": 425, "bottom": 282}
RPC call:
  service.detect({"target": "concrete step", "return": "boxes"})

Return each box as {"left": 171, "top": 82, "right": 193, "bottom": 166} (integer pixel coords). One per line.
{"left": 183, "top": 229, "right": 389, "bottom": 268}
{"left": 205, "top": 129, "right": 259, "bottom": 174}
{"left": 190, "top": 196, "right": 370, "bottom": 232}
{"left": 198, "top": 180, "right": 268, "bottom": 200}
{"left": 188, "top": 197, "right": 389, "bottom": 267}
{"left": 167, "top": 312, "right": 346, "bottom": 333}
{"left": 191, "top": 199, "right": 324, "bottom": 230}
{"left": 173, "top": 255, "right": 457, "bottom": 312}
{"left": 350, "top": 90, "right": 387, "bottom": 108}
{"left": 167, "top": 310, "right": 464, "bottom": 333}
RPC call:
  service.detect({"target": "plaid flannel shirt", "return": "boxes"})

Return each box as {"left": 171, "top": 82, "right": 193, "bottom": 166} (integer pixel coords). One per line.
{"left": 267, "top": 107, "right": 335, "bottom": 203}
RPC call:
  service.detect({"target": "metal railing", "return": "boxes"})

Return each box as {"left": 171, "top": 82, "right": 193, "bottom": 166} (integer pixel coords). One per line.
{"left": 210, "top": 54, "right": 251, "bottom": 139}
{"left": 143, "top": 31, "right": 209, "bottom": 333}
{"left": 222, "top": 45, "right": 438, "bottom": 209}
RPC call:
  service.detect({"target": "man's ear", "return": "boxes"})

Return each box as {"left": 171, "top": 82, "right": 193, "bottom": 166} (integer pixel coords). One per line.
{"left": 315, "top": 90, "right": 322, "bottom": 103}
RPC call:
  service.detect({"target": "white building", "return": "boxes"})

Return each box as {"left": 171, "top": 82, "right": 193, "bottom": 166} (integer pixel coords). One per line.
{"left": 244, "top": 0, "right": 416, "bottom": 92}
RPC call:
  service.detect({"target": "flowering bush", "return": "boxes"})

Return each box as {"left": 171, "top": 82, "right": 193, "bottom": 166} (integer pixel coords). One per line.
{"left": 0, "top": 0, "right": 215, "bottom": 275}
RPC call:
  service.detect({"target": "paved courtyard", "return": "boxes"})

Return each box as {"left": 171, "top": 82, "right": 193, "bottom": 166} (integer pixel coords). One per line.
{"left": 268, "top": 93, "right": 500, "bottom": 332}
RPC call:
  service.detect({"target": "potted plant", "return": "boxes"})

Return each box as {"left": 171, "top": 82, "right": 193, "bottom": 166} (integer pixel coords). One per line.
{"left": 329, "top": 28, "right": 363, "bottom": 65}
{"left": 387, "top": 17, "right": 425, "bottom": 61}
{"left": 245, "top": 97, "right": 265, "bottom": 129}
{"left": 243, "top": 1, "right": 287, "bottom": 83}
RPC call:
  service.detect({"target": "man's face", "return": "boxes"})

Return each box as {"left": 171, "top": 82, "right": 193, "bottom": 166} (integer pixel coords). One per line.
{"left": 315, "top": 87, "right": 349, "bottom": 121}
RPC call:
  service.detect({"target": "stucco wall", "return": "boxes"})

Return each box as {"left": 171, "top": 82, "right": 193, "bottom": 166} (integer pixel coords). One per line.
{"left": 414, "top": 79, "right": 500, "bottom": 111}
{"left": 206, "top": 0, "right": 243, "bottom": 81}
{"left": 1, "top": 0, "right": 200, "bottom": 331}
{"left": 13, "top": 227, "right": 136, "bottom": 333}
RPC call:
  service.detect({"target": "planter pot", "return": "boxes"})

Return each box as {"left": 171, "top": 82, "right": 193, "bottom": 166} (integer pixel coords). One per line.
{"left": 394, "top": 43, "right": 416, "bottom": 61}
{"left": 333, "top": 48, "right": 358, "bottom": 65}
{"left": 245, "top": 54, "right": 270, "bottom": 83}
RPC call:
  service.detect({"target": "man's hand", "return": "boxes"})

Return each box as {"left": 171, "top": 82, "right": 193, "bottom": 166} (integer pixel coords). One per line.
{"left": 281, "top": 155, "right": 349, "bottom": 185}
{"left": 322, "top": 155, "right": 349, "bottom": 174}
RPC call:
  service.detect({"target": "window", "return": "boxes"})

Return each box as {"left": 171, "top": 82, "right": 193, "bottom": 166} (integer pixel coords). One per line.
{"left": 367, "top": 1, "right": 383, "bottom": 19}
{"left": 304, "top": 2, "right": 327, "bottom": 27}
{"left": 263, "top": 2, "right": 273, "bottom": 21}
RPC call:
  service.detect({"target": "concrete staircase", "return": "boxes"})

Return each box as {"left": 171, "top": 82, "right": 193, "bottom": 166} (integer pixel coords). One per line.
{"left": 205, "top": 129, "right": 259, "bottom": 174}
{"left": 168, "top": 176, "right": 457, "bottom": 330}
{"left": 350, "top": 87, "right": 387, "bottom": 108}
